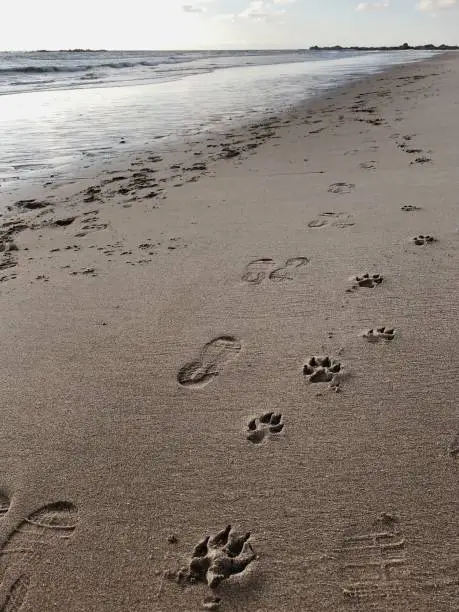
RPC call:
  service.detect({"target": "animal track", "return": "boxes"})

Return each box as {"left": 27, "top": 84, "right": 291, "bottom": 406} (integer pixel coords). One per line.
{"left": 308, "top": 212, "right": 355, "bottom": 229}
{"left": 363, "top": 327, "right": 395, "bottom": 342}
{"left": 411, "top": 156, "right": 431, "bottom": 165}
{"left": 401, "top": 205, "right": 420, "bottom": 212}
{"left": 174, "top": 525, "right": 256, "bottom": 589}
{"left": 242, "top": 257, "right": 309, "bottom": 283}
{"left": 269, "top": 257, "right": 309, "bottom": 281}
{"left": 246, "top": 412, "right": 284, "bottom": 444}
{"left": 413, "top": 234, "right": 435, "bottom": 246}
{"left": 241, "top": 258, "right": 274, "bottom": 284}
{"left": 347, "top": 273, "right": 383, "bottom": 292}
{"left": 303, "top": 356, "right": 341, "bottom": 383}
{"left": 0, "top": 501, "right": 78, "bottom": 610}
{"left": 177, "top": 336, "right": 241, "bottom": 388}
{"left": 328, "top": 182, "right": 355, "bottom": 194}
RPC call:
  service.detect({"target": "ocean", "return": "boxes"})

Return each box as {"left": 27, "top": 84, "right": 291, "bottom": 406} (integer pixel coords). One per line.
{"left": 0, "top": 49, "right": 436, "bottom": 193}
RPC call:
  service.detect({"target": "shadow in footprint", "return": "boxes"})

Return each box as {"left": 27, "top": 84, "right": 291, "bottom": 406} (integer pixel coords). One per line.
{"left": 413, "top": 235, "right": 435, "bottom": 246}
{"left": 347, "top": 273, "right": 383, "bottom": 292}
{"left": 401, "top": 205, "right": 421, "bottom": 212}
{"left": 0, "top": 495, "right": 9, "bottom": 518}
{"left": 173, "top": 525, "right": 256, "bottom": 589}
{"left": 178, "top": 336, "right": 241, "bottom": 389}
{"left": 303, "top": 356, "right": 341, "bottom": 384}
{"left": 363, "top": 327, "right": 395, "bottom": 342}
{"left": 246, "top": 412, "right": 284, "bottom": 444}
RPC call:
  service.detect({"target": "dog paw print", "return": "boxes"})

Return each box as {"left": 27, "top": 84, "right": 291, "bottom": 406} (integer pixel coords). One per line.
{"left": 347, "top": 273, "right": 383, "bottom": 291}
{"left": 363, "top": 326, "right": 395, "bottom": 342}
{"left": 401, "top": 204, "right": 420, "bottom": 212}
{"left": 176, "top": 525, "right": 256, "bottom": 589}
{"left": 303, "top": 356, "right": 341, "bottom": 383}
{"left": 413, "top": 234, "right": 435, "bottom": 245}
{"left": 246, "top": 412, "right": 284, "bottom": 444}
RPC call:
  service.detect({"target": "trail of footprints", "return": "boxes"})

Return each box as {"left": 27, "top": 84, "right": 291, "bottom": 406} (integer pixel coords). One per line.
{"left": 0, "top": 495, "right": 78, "bottom": 611}
{"left": 173, "top": 203, "right": 456, "bottom": 609}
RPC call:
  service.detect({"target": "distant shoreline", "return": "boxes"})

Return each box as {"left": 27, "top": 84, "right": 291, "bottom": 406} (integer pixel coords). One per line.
{"left": 310, "top": 43, "right": 458, "bottom": 51}
{"left": 1, "top": 44, "right": 457, "bottom": 53}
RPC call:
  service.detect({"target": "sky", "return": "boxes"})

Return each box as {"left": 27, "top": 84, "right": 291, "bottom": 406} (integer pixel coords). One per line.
{"left": 1, "top": 0, "right": 458, "bottom": 50}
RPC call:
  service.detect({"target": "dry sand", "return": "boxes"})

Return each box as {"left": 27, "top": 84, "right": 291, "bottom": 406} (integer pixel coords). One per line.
{"left": 0, "top": 53, "right": 458, "bottom": 611}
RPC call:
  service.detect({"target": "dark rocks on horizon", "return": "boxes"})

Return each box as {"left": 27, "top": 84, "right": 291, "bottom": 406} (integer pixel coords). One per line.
{"left": 309, "top": 43, "right": 459, "bottom": 51}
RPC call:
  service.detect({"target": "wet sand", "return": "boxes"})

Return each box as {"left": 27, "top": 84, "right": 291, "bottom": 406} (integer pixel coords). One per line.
{"left": 0, "top": 53, "right": 458, "bottom": 611}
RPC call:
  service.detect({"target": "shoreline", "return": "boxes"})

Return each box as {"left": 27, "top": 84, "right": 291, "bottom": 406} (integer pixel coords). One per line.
{"left": 0, "top": 52, "right": 458, "bottom": 611}
{"left": 0, "top": 51, "right": 439, "bottom": 206}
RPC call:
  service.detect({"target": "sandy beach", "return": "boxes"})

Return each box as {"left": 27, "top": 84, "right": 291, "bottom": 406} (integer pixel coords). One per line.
{"left": 0, "top": 52, "right": 458, "bottom": 611}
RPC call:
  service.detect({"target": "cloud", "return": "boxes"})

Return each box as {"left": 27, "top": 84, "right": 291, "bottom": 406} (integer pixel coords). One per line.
{"left": 212, "top": 13, "right": 237, "bottom": 21}
{"left": 417, "top": 0, "right": 457, "bottom": 10}
{"left": 239, "top": 0, "right": 286, "bottom": 20}
{"left": 356, "top": 2, "right": 390, "bottom": 10}
{"left": 182, "top": 4, "right": 206, "bottom": 12}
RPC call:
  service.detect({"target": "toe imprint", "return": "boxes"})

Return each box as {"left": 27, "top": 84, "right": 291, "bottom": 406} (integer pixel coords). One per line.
{"left": 303, "top": 356, "right": 341, "bottom": 384}
{"left": 347, "top": 273, "right": 384, "bottom": 291}
{"left": 246, "top": 412, "right": 285, "bottom": 443}
{"left": 413, "top": 235, "right": 435, "bottom": 246}
{"left": 174, "top": 526, "right": 256, "bottom": 589}
{"left": 363, "top": 327, "right": 395, "bottom": 342}
{"left": 401, "top": 204, "right": 420, "bottom": 212}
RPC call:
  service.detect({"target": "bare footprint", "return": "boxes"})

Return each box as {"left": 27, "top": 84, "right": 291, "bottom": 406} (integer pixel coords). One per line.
{"left": 177, "top": 336, "right": 241, "bottom": 388}
{"left": 269, "top": 257, "right": 309, "bottom": 281}
{"left": 0, "top": 502, "right": 78, "bottom": 610}
{"left": 241, "top": 258, "right": 274, "bottom": 284}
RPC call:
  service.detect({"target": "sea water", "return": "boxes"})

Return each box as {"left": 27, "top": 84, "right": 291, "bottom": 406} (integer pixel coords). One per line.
{"left": 0, "top": 49, "right": 435, "bottom": 192}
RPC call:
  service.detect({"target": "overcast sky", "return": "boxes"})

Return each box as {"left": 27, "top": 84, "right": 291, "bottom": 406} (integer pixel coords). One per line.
{"left": 2, "top": 0, "right": 458, "bottom": 50}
